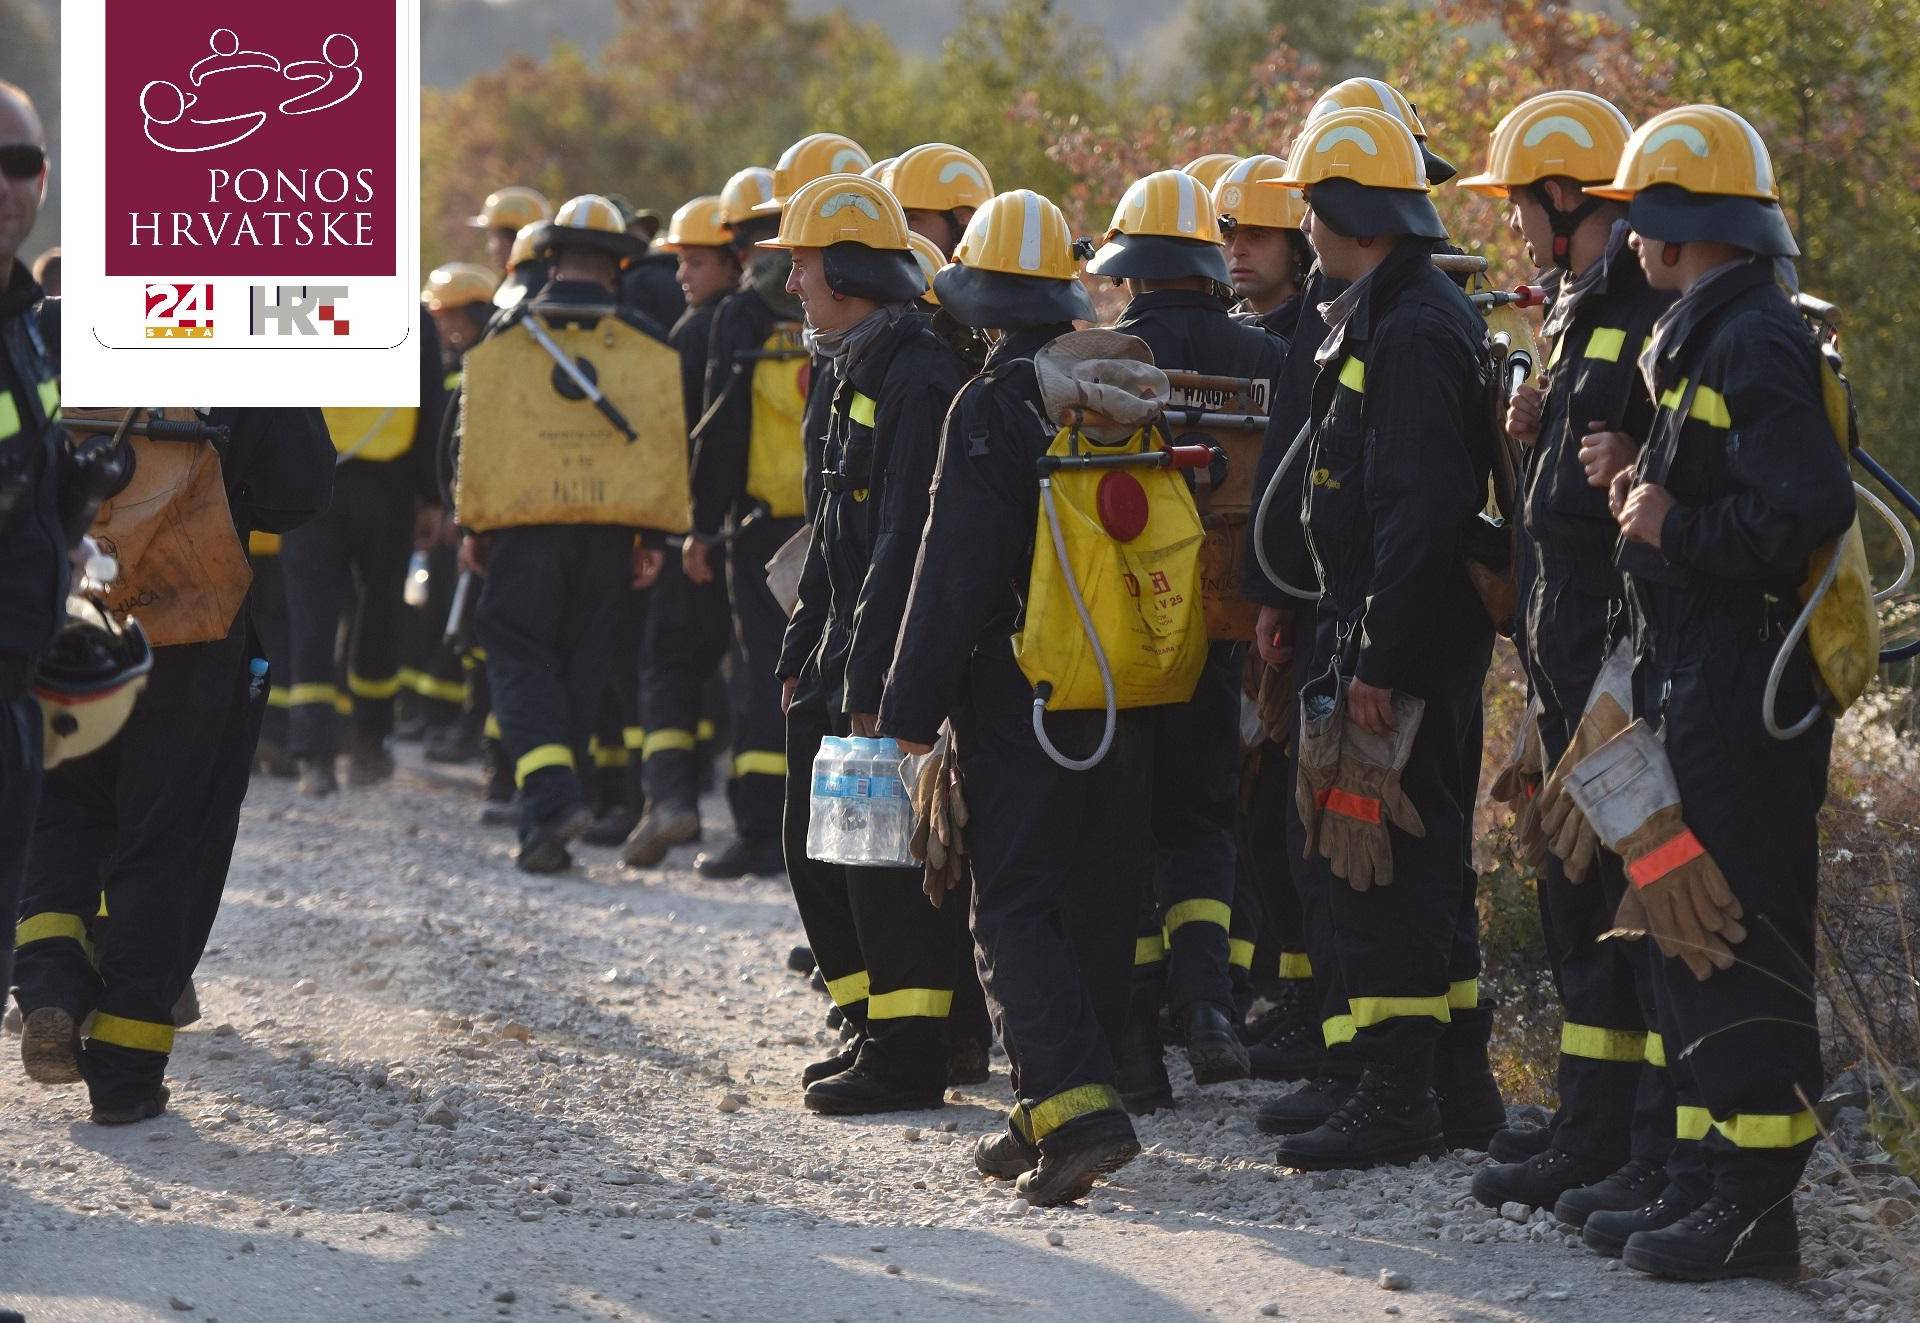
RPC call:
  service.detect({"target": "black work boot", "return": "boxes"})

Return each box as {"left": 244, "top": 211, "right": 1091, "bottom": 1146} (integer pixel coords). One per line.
{"left": 346, "top": 734, "right": 395, "bottom": 788}
{"left": 621, "top": 801, "right": 701, "bottom": 868}
{"left": 171, "top": 980, "right": 201, "bottom": 1029}
{"left": 582, "top": 800, "right": 643, "bottom": 847}
{"left": 91, "top": 1083, "right": 171, "bottom": 1127}
{"left": 975, "top": 1126, "right": 1039, "bottom": 1181}
{"left": 802, "top": 1042, "right": 945, "bottom": 1116}
{"left": 1254, "top": 1067, "right": 1358, "bottom": 1136}
{"left": 1555, "top": 1157, "right": 1668, "bottom": 1229}
{"left": 514, "top": 805, "right": 594, "bottom": 875}
{"left": 20, "top": 1006, "right": 83, "bottom": 1085}
{"left": 480, "top": 791, "right": 521, "bottom": 828}
{"left": 1238, "top": 980, "right": 1314, "bottom": 1045}
{"left": 1183, "top": 1002, "right": 1251, "bottom": 1085}
{"left": 802, "top": 1035, "right": 863, "bottom": 1087}
{"left": 1471, "top": 1146, "right": 1620, "bottom": 1211}
{"left": 947, "top": 1036, "right": 991, "bottom": 1087}
{"left": 1623, "top": 1194, "right": 1801, "bottom": 1282}
{"left": 787, "top": 946, "right": 817, "bottom": 975}
{"left": 1248, "top": 1020, "right": 1324, "bottom": 1084}
{"left": 1583, "top": 1184, "right": 1700, "bottom": 1258}
{"left": 424, "top": 712, "right": 483, "bottom": 764}
{"left": 1488, "top": 1119, "right": 1556, "bottom": 1164}
{"left": 1016, "top": 1110, "right": 1139, "bottom": 1207}
{"left": 1112, "top": 982, "right": 1173, "bottom": 1115}
{"left": 694, "top": 834, "right": 785, "bottom": 880}
{"left": 481, "top": 738, "right": 514, "bottom": 802}
{"left": 1275, "top": 1056, "right": 1446, "bottom": 1171}
{"left": 296, "top": 755, "right": 338, "bottom": 799}
{"left": 1433, "top": 1006, "right": 1505, "bottom": 1151}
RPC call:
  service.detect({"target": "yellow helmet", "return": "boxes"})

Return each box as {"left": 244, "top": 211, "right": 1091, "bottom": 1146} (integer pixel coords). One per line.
{"left": 1277, "top": 109, "right": 1447, "bottom": 240}
{"left": 506, "top": 222, "right": 543, "bottom": 272}
{"left": 863, "top": 156, "right": 897, "bottom": 181}
{"left": 758, "top": 174, "right": 913, "bottom": 252}
{"left": 757, "top": 133, "right": 873, "bottom": 213}
{"left": 937, "top": 189, "right": 1093, "bottom": 329}
{"left": 1590, "top": 104, "right": 1797, "bottom": 256}
{"left": 534, "top": 194, "right": 648, "bottom": 261}
{"left": 1086, "top": 169, "right": 1229, "bottom": 281}
{"left": 423, "top": 263, "right": 499, "bottom": 312}
{"left": 1458, "top": 91, "right": 1634, "bottom": 196}
{"left": 884, "top": 143, "right": 995, "bottom": 214}
{"left": 906, "top": 232, "right": 944, "bottom": 303}
{"left": 1181, "top": 153, "right": 1239, "bottom": 191}
{"left": 718, "top": 167, "right": 776, "bottom": 228}
{"left": 1307, "top": 78, "right": 1456, "bottom": 184}
{"left": 662, "top": 195, "right": 732, "bottom": 250}
{"left": 1212, "top": 155, "right": 1307, "bottom": 232}
{"left": 467, "top": 185, "right": 551, "bottom": 231}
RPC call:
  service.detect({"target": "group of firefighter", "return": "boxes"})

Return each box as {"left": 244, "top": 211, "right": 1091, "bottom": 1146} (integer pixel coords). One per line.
{"left": 0, "top": 59, "right": 1867, "bottom": 1292}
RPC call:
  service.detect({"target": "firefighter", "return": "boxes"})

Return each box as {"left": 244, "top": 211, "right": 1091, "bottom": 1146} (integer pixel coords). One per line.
{"left": 1181, "top": 153, "right": 1238, "bottom": 192}
{"left": 458, "top": 195, "right": 676, "bottom": 873}
{"left": 1453, "top": 92, "right": 1678, "bottom": 1221}
{"left": 879, "top": 189, "right": 1152, "bottom": 1205}
{"left": 682, "top": 133, "right": 872, "bottom": 879}
{"left": 279, "top": 309, "right": 448, "bottom": 795}
{"left": 1215, "top": 155, "right": 1312, "bottom": 337}
{"left": 617, "top": 197, "right": 689, "bottom": 331}
{"left": 16, "top": 405, "right": 335, "bottom": 1124}
{"left": 625, "top": 192, "right": 743, "bottom": 866}
{"left": 875, "top": 142, "right": 992, "bottom": 257}
{"left": 1571, "top": 105, "right": 1852, "bottom": 1282}
{"left": 1086, "top": 168, "right": 1282, "bottom": 1104}
{"left": 1255, "top": 108, "right": 1499, "bottom": 1171}
{"left": 470, "top": 185, "right": 552, "bottom": 274}
{"left": 763, "top": 173, "right": 970, "bottom": 1113}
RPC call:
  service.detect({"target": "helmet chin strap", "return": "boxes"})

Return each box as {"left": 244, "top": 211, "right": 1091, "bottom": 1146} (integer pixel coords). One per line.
{"left": 1527, "top": 181, "right": 1602, "bottom": 271}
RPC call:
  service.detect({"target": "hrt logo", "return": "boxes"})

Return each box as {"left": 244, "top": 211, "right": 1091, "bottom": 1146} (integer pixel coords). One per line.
{"left": 249, "top": 285, "right": 350, "bottom": 336}
{"left": 145, "top": 284, "right": 215, "bottom": 339}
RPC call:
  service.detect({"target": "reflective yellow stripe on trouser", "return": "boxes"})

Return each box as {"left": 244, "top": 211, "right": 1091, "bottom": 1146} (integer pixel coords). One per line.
{"left": 15, "top": 913, "right": 95, "bottom": 965}
{"left": 1561, "top": 1023, "right": 1647, "bottom": 1063}
{"left": 733, "top": 751, "right": 785, "bottom": 778}
{"left": 1134, "top": 934, "right": 1165, "bottom": 966}
{"left": 589, "top": 739, "right": 629, "bottom": 769}
{"left": 348, "top": 672, "right": 405, "bottom": 701}
{"left": 1164, "top": 899, "right": 1231, "bottom": 935}
{"left": 406, "top": 669, "right": 469, "bottom": 704}
{"left": 90, "top": 1013, "right": 176, "bottom": 1055}
{"left": 1228, "top": 939, "right": 1255, "bottom": 971}
{"left": 1328, "top": 979, "right": 1474, "bottom": 1046}
{"left": 515, "top": 744, "right": 575, "bottom": 787}
{"left": 866, "top": 988, "right": 953, "bottom": 1020}
{"left": 1027, "top": 1083, "right": 1125, "bottom": 1141}
{"left": 1278, "top": 952, "right": 1313, "bottom": 981}
{"left": 824, "top": 970, "right": 871, "bottom": 1010}
{"left": 286, "top": 683, "right": 341, "bottom": 707}
{"left": 1676, "top": 1106, "right": 1817, "bottom": 1149}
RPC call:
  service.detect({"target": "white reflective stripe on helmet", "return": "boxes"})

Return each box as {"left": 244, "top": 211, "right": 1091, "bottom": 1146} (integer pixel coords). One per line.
{"left": 1020, "top": 190, "right": 1044, "bottom": 271}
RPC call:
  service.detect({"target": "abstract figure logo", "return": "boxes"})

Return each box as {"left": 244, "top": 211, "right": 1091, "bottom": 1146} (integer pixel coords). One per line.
{"left": 141, "top": 29, "right": 363, "bottom": 154}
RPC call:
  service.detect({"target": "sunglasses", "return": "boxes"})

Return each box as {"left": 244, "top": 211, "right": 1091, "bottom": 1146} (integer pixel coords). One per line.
{"left": 0, "top": 145, "right": 47, "bottom": 181}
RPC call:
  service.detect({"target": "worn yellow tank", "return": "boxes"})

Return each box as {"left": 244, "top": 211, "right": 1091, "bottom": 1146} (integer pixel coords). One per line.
{"left": 322, "top": 407, "right": 419, "bottom": 462}
{"left": 1802, "top": 360, "right": 1879, "bottom": 716}
{"left": 745, "top": 323, "right": 810, "bottom": 518}
{"left": 455, "top": 306, "right": 691, "bottom": 533}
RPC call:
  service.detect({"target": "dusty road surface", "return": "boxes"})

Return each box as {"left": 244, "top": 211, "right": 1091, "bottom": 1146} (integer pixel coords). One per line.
{"left": 0, "top": 751, "right": 1826, "bottom": 1322}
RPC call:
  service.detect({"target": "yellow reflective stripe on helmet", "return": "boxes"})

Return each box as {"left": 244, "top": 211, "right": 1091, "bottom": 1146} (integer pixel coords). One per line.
{"left": 267, "top": 687, "right": 292, "bottom": 709}
{"left": 1338, "top": 356, "right": 1365, "bottom": 394}
{"left": 732, "top": 751, "right": 785, "bottom": 778}
{"left": 286, "top": 682, "right": 342, "bottom": 707}
{"left": 1675, "top": 1105, "right": 1712, "bottom": 1141}
{"left": 15, "top": 912, "right": 91, "bottom": 954}
{"left": 411, "top": 673, "right": 469, "bottom": 704}
{"left": 1447, "top": 979, "right": 1479, "bottom": 1011}
{"left": 1228, "top": 939, "right": 1256, "bottom": 971}
{"left": 1657, "top": 380, "right": 1733, "bottom": 428}
{"left": 347, "top": 672, "right": 405, "bottom": 701}
{"left": 1560, "top": 1023, "right": 1647, "bottom": 1063}
{"left": 1134, "top": 935, "right": 1165, "bottom": 966}
{"left": 622, "top": 726, "right": 647, "bottom": 751}
{"left": 89, "top": 1013, "right": 176, "bottom": 1055}
{"left": 1644, "top": 1032, "right": 1668, "bottom": 1068}
{"left": 1278, "top": 952, "right": 1313, "bottom": 981}
{"left": 696, "top": 719, "right": 716, "bottom": 742}
{"left": 1585, "top": 327, "right": 1629, "bottom": 362}
{"left": 867, "top": 988, "right": 954, "bottom": 1020}
{"left": 1027, "top": 1083, "right": 1124, "bottom": 1141}
{"left": 1349, "top": 994, "right": 1450, "bottom": 1028}
{"left": 483, "top": 713, "right": 502, "bottom": 740}
{"left": 848, "top": 392, "right": 878, "bottom": 429}
{"left": 642, "top": 728, "right": 696, "bottom": 757}
{"left": 1322, "top": 1014, "right": 1357, "bottom": 1048}
{"left": 514, "top": 744, "right": 575, "bottom": 785}
{"left": 1165, "top": 899, "right": 1231, "bottom": 934}
{"left": 824, "top": 969, "right": 871, "bottom": 1009}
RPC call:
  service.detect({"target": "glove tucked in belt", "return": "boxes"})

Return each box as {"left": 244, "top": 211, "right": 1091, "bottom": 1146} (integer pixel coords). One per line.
{"left": 1564, "top": 719, "right": 1746, "bottom": 981}
{"left": 1316, "top": 691, "right": 1426, "bottom": 892}
{"left": 1537, "top": 640, "right": 1634, "bottom": 883}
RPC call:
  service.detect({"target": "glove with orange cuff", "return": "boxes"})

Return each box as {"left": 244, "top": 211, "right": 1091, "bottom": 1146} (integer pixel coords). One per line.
{"left": 1316, "top": 692, "right": 1426, "bottom": 892}
{"left": 1536, "top": 642, "right": 1634, "bottom": 883}
{"left": 1564, "top": 719, "right": 1746, "bottom": 981}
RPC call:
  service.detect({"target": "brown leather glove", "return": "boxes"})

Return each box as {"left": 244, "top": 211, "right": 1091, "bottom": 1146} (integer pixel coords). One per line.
{"left": 1296, "top": 669, "right": 1344, "bottom": 858}
{"left": 1257, "top": 660, "right": 1295, "bottom": 747}
{"left": 908, "top": 729, "right": 968, "bottom": 907}
{"left": 1537, "top": 642, "right": 1634, "bottom": 882}
{"left": 1489, "top": 694, "right": 1546, "bottom": 867}
{"left": 1565, "top": 720, "right": 1745, "bottom": 981}
{"left": 1316, "top": 692, "right": 1426, "bottom": 891}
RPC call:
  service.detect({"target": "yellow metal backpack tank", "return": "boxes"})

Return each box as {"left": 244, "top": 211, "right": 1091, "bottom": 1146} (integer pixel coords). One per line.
{"left": 1014, "top": 425, "right": 1208, "bottom": 712}
{"left": 321, "top": 407, "right": 420, "bottom": 463}
{"left": 1802, "top": 360, "right": 1879, "bottom": 716}
{"left": 454, "top": 307, "right": 691, "bottom": 533}
{"left": 745, "top": 323, "right": 811, "bottom": 518}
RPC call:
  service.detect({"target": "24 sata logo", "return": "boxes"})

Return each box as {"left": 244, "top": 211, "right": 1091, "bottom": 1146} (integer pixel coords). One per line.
{"left": 144, "top": 283, "right": 215, "bottom": 339}
{"left": 105, "top": 3, "right": 396, "bottom": 279}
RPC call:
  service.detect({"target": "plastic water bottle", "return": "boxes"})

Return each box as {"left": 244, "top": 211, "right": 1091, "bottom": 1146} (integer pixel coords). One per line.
{"left": 404, "top": 550, "right": 431, "bottom": 609}
{"left": 805, "top": 735, "right": 914, "bottom": 867}
{"left": 248, "top": 656, "right": 270, "bottom": 704}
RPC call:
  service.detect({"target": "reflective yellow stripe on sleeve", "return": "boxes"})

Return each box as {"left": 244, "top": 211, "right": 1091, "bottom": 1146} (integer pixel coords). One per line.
{"left": 1338, "top": 356, "right": 1365, "bottom": 394}
{"left": 642, "top": 728, "right": 695, "bottom": 758}
{"left": 1278, "top": 952, "right": 1313, "bottom": 981}
{"left": 732, "top": 751, "right": 785, "bottom": 778}
{"left": 866, "top": 988, "right": 953, "bottom": 1020}
{"left": 1164, "top": 899, "right": 1231, "bottom": 934}
{"left": 1560, "top": 1023, "right": 1648, "bottom": 1063}
{"left": 1228, "top": 939, "right": 1256, "bottom": 971}
{"left": 1657, "top": 380, "right": 1733, "bottom": 428}
{"left": 824, "top": 969, "right": 871, "bottom": 1009}
{"left": 1644, "top": 1032, "right": 1668, "bottom": 1068}
{"left": 514, "top": 744, "right": 575, "bottom": 785}
{"left": 0, "top": 394, "right": 18, "bottom": 441}
{"left": 1027, "top": 1083, "right": 1125, "bottom": 1141}
{"left": 89, "top": 1013, "right": 176, "bottom": 1055}
{"left": 1584, "top": 327, "right": 1628, "bottom": 362}
{"left": 38, "top": 378, "right": 58, "bottom": 416}
{"left": 848, "top": 391, "right": 878, "bottom": 429}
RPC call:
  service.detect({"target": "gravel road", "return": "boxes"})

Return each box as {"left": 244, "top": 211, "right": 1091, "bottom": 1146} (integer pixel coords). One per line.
{"left": 0, "top": 749, "right": 1846, "bottom": 1322}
